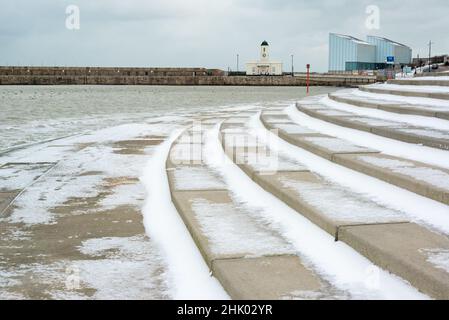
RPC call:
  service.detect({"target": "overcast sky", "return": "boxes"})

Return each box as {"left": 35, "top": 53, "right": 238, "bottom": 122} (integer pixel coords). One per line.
{"left": 0, "top": 0, "right": 448, "bottom": 72}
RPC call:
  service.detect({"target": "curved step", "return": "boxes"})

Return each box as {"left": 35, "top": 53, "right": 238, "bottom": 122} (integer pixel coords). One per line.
{"left": 298, "top": 103, "right": 449, "bottom": 151}
{"left": 329, "top": 92, "right": 449, "bottom": 120}
{"left": 261, "top": 111, "right": 449, "bottom": 206}
{"left": 220, "top": 119, "right": 449, "bottom": 300}
{"left": 360, "top": 85, "right": 449, "bottom": 100}
{"left": 166, "top": 124, "right": 335, "bottom": 300}
{"left": 388, "top": 79, "right": 449, "bottom": 87}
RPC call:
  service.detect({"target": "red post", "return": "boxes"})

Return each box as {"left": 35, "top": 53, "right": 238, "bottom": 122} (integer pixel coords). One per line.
{"left": 306, "top": 64, "right": 310, "bottom": 95}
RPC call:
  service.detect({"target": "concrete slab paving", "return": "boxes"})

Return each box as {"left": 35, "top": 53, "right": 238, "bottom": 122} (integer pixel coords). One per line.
{"left": 167, "top": 166, "right": 227, "bottom": 192}
{"left": 212, "top": 256, "right": 325, "bottom": 300}
{"left": 339, "top": 223, "right": 449, "bottom": 299}
{"left": 0, "top": 191, "right": 20, "bottom": 215}
{"left": 334, "top": 153, "right": 449, "bottom": 206}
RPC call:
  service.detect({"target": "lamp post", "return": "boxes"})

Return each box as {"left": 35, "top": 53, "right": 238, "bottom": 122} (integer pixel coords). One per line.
{"left": 306, "top": 64, "right": 310, "bottom": 95}
{"left": 291, "top": 54, "right": 294, "bottom": 76}
{"left": 237, "top": 54, "right": 239, "bottom": 73}
{"left": 428, "top": 41, "right": 434, "bottom": 73}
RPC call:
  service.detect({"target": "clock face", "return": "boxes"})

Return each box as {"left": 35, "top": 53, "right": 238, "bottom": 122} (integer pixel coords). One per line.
{"left": 262, "top": 53, "right": 267, "bottom": 58}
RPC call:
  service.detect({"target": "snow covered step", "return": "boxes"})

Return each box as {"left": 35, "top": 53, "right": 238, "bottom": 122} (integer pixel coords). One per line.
{"left": 221, "top": 125, "right": 406, "bottom": 237}
{"left": 261, "top": 111, "right": 449, "bottom": 206}
{"left": 388, "top": 78, "right": 449, "bottom": 87}
{"left": 360, "top": 84, "right": 449, "bottom": 100}
{"left": 260, "top": 113, "right": 379, "bottom": 161}
{"left": 298, "top": 104, "right": 449, "bottom": 150}
{"left": 166, "top": 126, "right": 334, "bottom": 300}
{"left": 333, "top": 154, "right": 449, "bottom": 206}
{"left": 221, "top": 123, "right": 449, "bottom": 299}
{"left": 339, "top": 223, "right": 449, "bottom": 300}
{"left": 329, "top": 92, "right": 449, "bottom": 120}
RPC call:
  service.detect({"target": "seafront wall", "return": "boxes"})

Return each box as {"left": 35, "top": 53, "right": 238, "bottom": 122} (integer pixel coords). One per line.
{"left": 0, "top": 67, "right": 377, "bottom": 87}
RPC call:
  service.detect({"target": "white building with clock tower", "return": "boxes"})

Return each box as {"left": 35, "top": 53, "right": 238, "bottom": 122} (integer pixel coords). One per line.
{"left": 245, "top": 41, "right": 283, "bottom": 76}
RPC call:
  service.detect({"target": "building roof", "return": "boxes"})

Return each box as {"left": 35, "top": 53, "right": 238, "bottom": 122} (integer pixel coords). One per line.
{"left": 261, "top": 40, "right": 269, "bottom": 46}
{"left": 330, "top": 33, "right": 372, "bottom": 45}
{"left": 367, "top": 35, "right": 411, "bottom": 49}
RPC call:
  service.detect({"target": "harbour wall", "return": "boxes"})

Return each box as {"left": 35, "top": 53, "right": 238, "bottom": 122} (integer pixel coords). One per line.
{"left": 0, "top": 67, "right": 377, "bottom": 87}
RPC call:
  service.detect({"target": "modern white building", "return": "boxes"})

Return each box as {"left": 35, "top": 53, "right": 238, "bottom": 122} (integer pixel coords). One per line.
{"left": 246, "top": 41, "right": 283, "bottom": 76}
{"left": 329, "top": 33, "right": 376, "bottom": 72}
{"left": 366, "top": 36, "right": 412, "bottom": 65}
{"left": 329, "top": 33, "right": 412, "bottom": 72}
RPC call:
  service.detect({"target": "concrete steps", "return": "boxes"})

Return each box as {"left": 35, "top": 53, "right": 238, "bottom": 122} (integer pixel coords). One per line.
{"left": 329, "top": 92, "right": 449, "bottom": 120}
{"left": 360, "top": 85, "right": 449, "bottom": 100}
{"left": 297, "top": 103, "right": 449, "bottom": 151}
{"left": 165, "top": 124, "right": 338, "bottom": 300}
{"left": 388, "top": 79, "right": 449, "bottom": 87}
{"left": 261, "top": 111, "right": 449, "bottom": 206}
{"left": 220, "top": 118, "right": 449, "bottom": 300}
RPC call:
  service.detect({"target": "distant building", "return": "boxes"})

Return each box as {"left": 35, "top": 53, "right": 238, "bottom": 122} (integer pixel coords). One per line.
{"left": 246, "top": 41, "right": 283, "bottom": 76}
{"left": 366, "top": 36, "right": 412, "bottom": 65}
{"left": 328, "top": 33, "right": 412, "bottom": 72}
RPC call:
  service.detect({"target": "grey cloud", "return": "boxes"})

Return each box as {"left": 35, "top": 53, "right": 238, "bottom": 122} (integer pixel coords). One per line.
{"left": 0, "top": 0, "right": 447, "bottom": 72}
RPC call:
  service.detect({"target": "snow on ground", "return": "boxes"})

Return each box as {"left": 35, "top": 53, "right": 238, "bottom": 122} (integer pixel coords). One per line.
{"left": 191, "top": 198, "right": 294, "bottom": 257}
{"left": 171, "top": 166, "right": 226, "bottom": 190}
{"left": 351, "top": 89, "right": 449, "bottom": 109}
{"left": 288, "top": 102, "right": 449, "bottom": 170}
{"left": 357, "top": 155, "right": 449, "bottom": 190}
{"left": 423, "top": 249, "right": 449, "bottom": 273}
{"left": 280, "top": 178, "right": 406, "bottom": 224}
{"left": 321, "top": 96, "right": 449, "bottom": 131}
{"left": 255, "top": 111, "right": 449, "bottom": 236}
{"left": 408, "top": 76, "right": 449, "bottom": 81}
{"left": 141, "top": 131, "right": 229, "bottom": 300}
{"left": 204, "top": 123, "right": 427, "bottom": 300}
{"left": 368, "top": 83, "right": 449, "bottom": 94}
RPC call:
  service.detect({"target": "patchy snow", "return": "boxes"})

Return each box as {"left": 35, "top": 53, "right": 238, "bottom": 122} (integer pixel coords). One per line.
{"left": 261, "top": 117, "right": 292, "bottom": 124}
{"left": 99, "top": 182, "right": 146, "bottom": 209}
{"left": 224, "top": 133, "right": 265, "bottom": 148}
{"left": 171, "top": 166, "right": 226, "bottom": 191}
{"left": 274, "top": 123, "right": 317, "bottom": 134}
{"left": 169, "top": 143, "right": 203, "bottom": 164}
{"left": 241, "top": 150, "right": 307, "bottom": 173}
{"left": 367, "top": 83, "right": 449, "bottom": 94}
{"left": 308, "top": 109, "right": 353, "bottom": 117}
{"left": 423, "top": 249, "right": 449, "bottom": 273}
{"left": 141, "top": 130, "right": 229, "bottom": 300}
{"left": 357, "top": 156, "right": 449, "bottom": 190}
{"left": 352, "top": 89, "right": 449, "bottom": 109}
{"left": 302, "top": 136, "right": 374, "bottom": 153}
{"left": 399, "top": 128, "right": 449, "bottom": 140}
{"left": 281, "top": 178, "right": 405, "bottom": 224}
{"left": 4, "top": 139, "right": 153, "bottom": 225}
{"left": 321, "top": 96, "right": 449, "bottom": 131}
{"left": 191, "top": 198, "right": 294, "bottom": 257}
{"left": 408, "top": 76, "right": 449, "bottom": 81}
{"left": 345, "top": 117, "right": 407, "bottom": 128}
{"left": 204, "top": 122, "right": 428, "bottom": 300}
{"left": 0, "top": 163, "right": 55, "bottom": 191}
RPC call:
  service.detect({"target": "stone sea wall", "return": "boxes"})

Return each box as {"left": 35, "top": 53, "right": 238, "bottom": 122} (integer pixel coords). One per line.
{"left": 0, "top": 67, "right": 377, "bottom": 86}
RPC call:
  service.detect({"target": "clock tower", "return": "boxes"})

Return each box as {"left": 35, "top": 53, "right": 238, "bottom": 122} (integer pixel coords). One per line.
{"left": 260, "top": 40, "right": 269, "bottom": 62}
